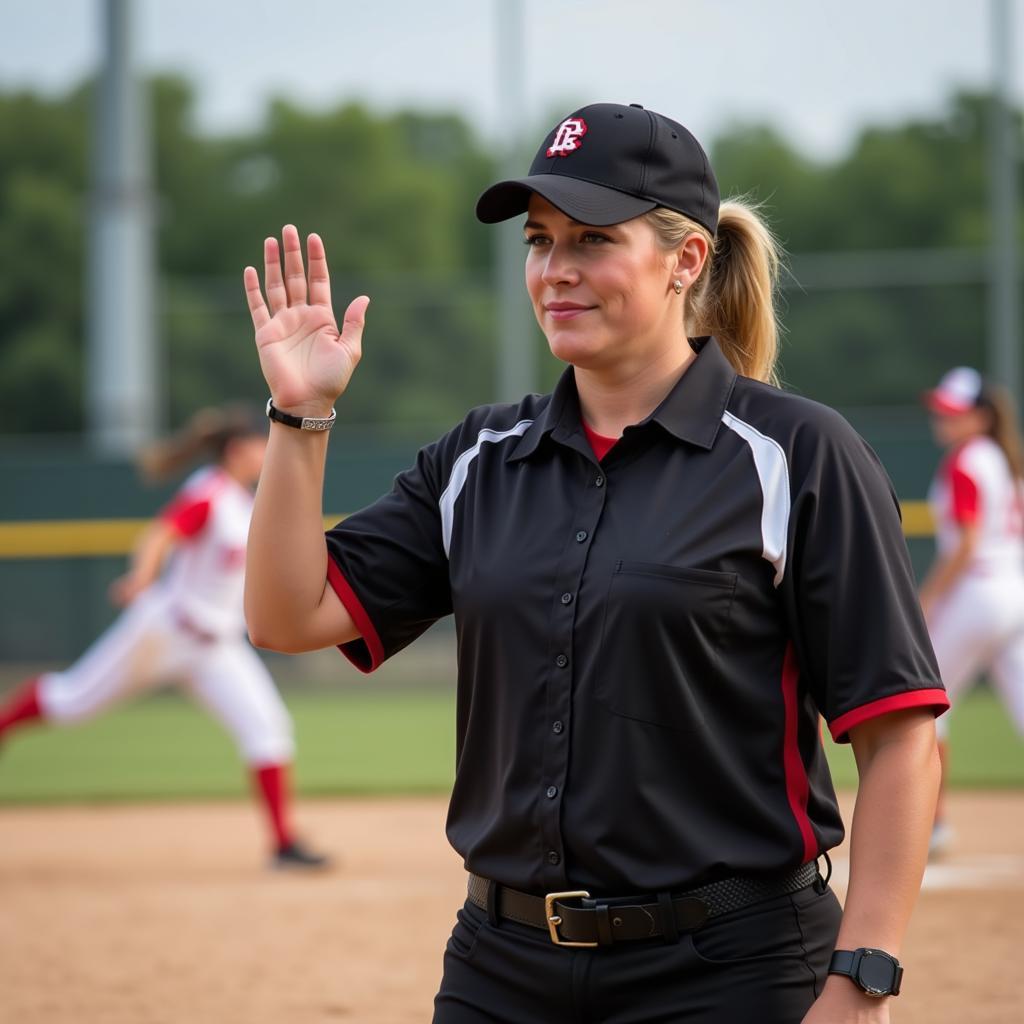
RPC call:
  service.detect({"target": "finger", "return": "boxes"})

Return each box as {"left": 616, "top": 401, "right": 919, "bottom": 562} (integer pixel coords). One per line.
{"left": 340, "top": 295, "right": 371, "bottom": 355}
{"left": 243, "top": 266, "right": 272, "bottom": 331}
{"left": 306, "top": 233, "right": 332, "bottom": 308}
{"left": 264, "top": 237, "right": 287, "bottom": 314}
{"left": 281, "top": 223, "right": 307, "bottom": 305}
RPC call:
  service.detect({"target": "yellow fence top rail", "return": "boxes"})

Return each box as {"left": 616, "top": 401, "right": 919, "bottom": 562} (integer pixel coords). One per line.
{"left": 0, "top": 506, "right": 934, "bottom": 560}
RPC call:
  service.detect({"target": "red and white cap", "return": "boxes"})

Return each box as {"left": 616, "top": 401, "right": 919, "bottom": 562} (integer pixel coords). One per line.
{"left": 923, "top": 367, "right": 984, "bottom": 415}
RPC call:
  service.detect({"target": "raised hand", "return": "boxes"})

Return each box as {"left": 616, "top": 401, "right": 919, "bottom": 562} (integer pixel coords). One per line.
{"left": 243, "top": 225, "right": 369, "bottom": 416}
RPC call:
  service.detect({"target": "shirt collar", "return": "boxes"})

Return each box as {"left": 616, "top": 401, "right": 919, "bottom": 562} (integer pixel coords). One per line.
{"left": 646, "top": 336, "right": 737, "bottom": 449}
{"left": 508, "top": 336, "right": 737, "bottom": 461}
{"left": 508, "top": 367, "right": 585, "bottom": 462}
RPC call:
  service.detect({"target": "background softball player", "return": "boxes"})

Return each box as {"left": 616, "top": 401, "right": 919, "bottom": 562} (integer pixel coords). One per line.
{"left": 920, "top": 367, "right": 1024, "bottom": 856}
{"left": 0, "top": 406, "right": 328, "bottom": 870}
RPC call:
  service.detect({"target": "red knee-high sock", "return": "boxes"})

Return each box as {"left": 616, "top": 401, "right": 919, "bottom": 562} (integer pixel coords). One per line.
{"left": 0, "top": 677, "right": 43, "bottom": 737}
{"left": 252, "top": 763, "right": 294, "bottom": 850}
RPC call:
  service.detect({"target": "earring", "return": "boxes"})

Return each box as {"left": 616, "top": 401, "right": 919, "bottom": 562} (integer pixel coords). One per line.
{"left": 673, "top": 280, "right": 683, "bottom": 295}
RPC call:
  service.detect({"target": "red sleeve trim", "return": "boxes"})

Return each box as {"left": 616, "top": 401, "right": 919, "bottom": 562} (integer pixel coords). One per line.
{"left": 160, "top": 496, "right": 211, "bottom": 538}
{"left": 325, "top": 558, "right": 385, "bottom": 674}
{"left": 948, "top": 463, "right": 980, "bottom": 524}
{"left": 828, "top": 688, "right": 950, "bottom": 743}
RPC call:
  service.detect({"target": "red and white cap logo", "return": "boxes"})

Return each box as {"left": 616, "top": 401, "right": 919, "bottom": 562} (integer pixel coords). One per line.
{"left": 546, "top": 117, "right": 588, "bottom": 158}
{"left": 924, "top": 366, "right": 983, "bottom": 415}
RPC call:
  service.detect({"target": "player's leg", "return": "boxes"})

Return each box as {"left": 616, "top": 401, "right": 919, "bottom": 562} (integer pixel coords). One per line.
{"left": 926, "top": 582, "right": 993, "bottom": 855}
{"left": 987, "top": 618, "right": 1024, "bottom": 739}
{"left": 185, "top": 641, "right": 328, "bottom": 869}
{"left": 0, "top": 677, "right": 44, "bottom": 737}
{"left": 0, "top": 594, "right": 171, "bottom": 741}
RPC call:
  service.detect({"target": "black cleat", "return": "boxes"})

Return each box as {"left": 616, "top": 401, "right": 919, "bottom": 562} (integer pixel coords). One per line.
{"left": 271, "top": 840, "right": 332, "bottom": 871}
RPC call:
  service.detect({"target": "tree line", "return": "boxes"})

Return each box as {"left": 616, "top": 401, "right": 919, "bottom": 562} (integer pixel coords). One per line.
{"left": 0, "top": 79, "right": 1019, "bottom": 436}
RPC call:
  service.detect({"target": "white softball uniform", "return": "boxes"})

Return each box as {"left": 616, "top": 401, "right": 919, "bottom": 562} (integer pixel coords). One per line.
{"left": 927, "top": 436, "right": 1024, "bottom": 738}
{"left": 37, "top": 467, "right": 294, "bottom": 765}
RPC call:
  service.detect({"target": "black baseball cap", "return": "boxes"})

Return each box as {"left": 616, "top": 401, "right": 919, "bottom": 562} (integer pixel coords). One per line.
{"left": 476, "top": 102, "right": 719, "bottom": 234}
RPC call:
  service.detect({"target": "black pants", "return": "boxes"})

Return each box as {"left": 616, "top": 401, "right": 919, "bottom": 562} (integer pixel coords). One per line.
{"left": 433, "top": 883, "right": 843, "bottom": 1023}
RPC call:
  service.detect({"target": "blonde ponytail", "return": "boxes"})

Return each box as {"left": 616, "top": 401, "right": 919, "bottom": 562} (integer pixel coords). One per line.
{"left": 138, "top": 405, "right": 265, "bottom": 481}
{"left": 645, "top": 198, "right": 782, "bottom": 385}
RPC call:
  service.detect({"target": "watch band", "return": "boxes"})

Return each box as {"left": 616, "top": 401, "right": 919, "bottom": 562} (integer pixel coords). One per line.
{"left": 266, "top": 398, "right": 337, "bottom": 432}
{"left": 829, "top": 948, "right": 903, "bottom": 997}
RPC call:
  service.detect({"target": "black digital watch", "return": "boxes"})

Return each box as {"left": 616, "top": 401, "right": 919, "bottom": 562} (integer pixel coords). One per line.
{"left": 828, "top": 948, "right": 903, "bottom": 997}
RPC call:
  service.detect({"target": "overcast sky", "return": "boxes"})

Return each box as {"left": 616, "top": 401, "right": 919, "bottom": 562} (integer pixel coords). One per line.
{"left": 4, "top": 1, "right": 1022, "bottom": 159}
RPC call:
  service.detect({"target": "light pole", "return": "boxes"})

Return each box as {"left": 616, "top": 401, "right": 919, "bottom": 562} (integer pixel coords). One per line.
{"left": 87, "top": 0, "right": 157, "bottom": 454}
{"left": 494, "top": 0, "right": 535, "bottom": 402}
{"left": 988, "top": 0, "right": 1022, "bottom": 407}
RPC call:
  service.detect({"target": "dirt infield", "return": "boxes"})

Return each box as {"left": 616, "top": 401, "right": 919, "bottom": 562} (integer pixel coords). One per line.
{"left": 1, "top": 793, "right": 1022, "bottom": 1023}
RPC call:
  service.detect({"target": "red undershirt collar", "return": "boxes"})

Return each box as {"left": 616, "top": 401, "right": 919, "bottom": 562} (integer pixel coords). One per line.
{"left": 582, "top": 420, "right": 620, "bottom": 461}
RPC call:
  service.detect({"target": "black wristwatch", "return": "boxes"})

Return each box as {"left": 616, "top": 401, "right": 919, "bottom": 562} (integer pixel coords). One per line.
{"left": 828, "top": 948, "right": 903, "bottom": 997}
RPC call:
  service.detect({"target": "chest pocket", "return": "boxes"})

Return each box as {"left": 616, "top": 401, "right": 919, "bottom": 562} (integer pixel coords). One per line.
{"left": 592, "top": 561, "right": 737, "bottom": 732}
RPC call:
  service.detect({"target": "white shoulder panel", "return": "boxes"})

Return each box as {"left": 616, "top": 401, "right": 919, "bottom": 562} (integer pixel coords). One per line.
{"left": 439, "top": 420, "right": 534, "bottom": 557}
{"left": 721, "top": 411, "right": 791, "bottom": 586}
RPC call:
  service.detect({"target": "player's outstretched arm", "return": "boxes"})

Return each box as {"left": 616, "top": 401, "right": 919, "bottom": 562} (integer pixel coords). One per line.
{"left": 109, "top": 519, "right": 179, "bottom": 607}
{"left": 918, "top": 523, "right": 978, "bottom": 621}
{"left": 243, "top": 225, "right": 366, "bottom": 653}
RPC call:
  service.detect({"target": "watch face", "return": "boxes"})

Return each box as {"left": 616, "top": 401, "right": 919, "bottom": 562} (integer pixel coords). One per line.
{"left": 858, "top": 951, "right": 897, "bottom": 995}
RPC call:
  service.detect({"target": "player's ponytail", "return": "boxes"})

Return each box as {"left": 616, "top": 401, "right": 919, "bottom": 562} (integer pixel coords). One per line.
{"left": 982, "top": 385, "right": 1024, "bottom": 484}
{"left": 646, "top": 198, "right": 782, "bottom": 385}
{"left": 139, "top": 405, "right": 266, "bottom": 481}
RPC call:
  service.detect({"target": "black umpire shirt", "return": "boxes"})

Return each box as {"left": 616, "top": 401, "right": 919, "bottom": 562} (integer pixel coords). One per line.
{"left": 325, "top": 336, "right": 948, "bottom": 896}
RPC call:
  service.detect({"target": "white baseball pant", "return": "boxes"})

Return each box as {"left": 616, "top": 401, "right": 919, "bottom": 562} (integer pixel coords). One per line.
{"left": 37, "top": 589, "right": 294, "bottom": 765}
{"left": 927, "top": 571, "right": 1024, "bottom": 740}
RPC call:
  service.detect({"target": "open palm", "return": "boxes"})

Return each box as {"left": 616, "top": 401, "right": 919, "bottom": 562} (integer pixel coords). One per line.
{"left": 243, "top": 224, "right": 369, "bottom": 415}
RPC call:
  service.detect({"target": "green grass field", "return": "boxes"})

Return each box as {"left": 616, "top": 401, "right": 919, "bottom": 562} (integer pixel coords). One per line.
{"left": 0, "top": 685, "right": 1019, "bottom": 803}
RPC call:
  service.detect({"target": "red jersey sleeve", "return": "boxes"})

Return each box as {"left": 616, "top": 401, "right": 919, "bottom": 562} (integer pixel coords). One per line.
{"left": 160, "top": 494, "right": 212, "bottom": 538}
{"left": 948, "top": 462, "right": 980, "bottom": 525}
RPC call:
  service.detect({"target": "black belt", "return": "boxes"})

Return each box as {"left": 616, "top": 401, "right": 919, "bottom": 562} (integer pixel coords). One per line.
{"left": 468, "top": 861, "right": 820, "bottom": 947}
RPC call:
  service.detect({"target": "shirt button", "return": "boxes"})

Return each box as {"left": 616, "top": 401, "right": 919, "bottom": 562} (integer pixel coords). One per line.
{"left": 547, "top": 850, "right": 561, "bottom": 865}
{"left": 552, "top": 720, "right": 564, "bottom": 734}
{"left": 575, "top": 530, "right": 588, "bottom": 543}
{"left": 546, "top": 785, "right": 558, "bottom": 799}
{"left": 560, "top": 592, "right": 573, "bottom": 605}
{"left": 595, "top": 476, "right": 605, "bottom": 488}
{"left": 555, "top": 653, "right": 568, "bottom": 668}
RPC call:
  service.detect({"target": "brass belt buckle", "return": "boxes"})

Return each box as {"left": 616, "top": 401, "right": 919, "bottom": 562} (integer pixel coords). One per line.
{"left": 544, "top": 890, "right": 598, "bottom": 948}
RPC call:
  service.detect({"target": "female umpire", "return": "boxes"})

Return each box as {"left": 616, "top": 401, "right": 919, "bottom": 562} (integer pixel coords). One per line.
{"left": 242, "top": 103, "right": 948, "bottom": 1023}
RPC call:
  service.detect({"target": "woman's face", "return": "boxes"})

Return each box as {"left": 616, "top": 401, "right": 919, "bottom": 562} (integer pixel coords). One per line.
{"left": 523, "top": 195, "right": 692, "bottom": 372}
{"left": 929, "top": 407, "right": 989, "bottom": 449}
{"left": 224, "top": 434, "right": 268, "bottom": 484}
